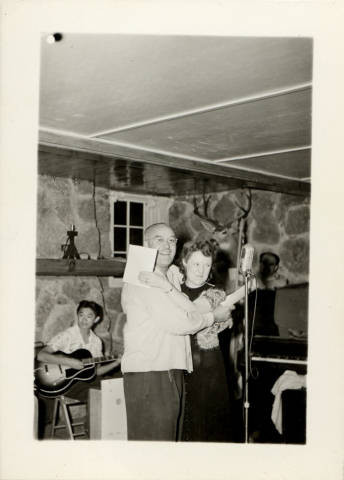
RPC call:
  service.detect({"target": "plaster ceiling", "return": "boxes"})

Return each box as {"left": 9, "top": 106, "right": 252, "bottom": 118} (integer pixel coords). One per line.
{"left": 38, "top": 33, "right": 312, "bottom": 196}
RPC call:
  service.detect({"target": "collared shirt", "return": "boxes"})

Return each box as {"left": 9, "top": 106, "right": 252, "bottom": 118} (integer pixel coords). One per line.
{"left": 47, "top": 323, "right": 103, "bottom": 358}
{"left": 121, "top": 283, "right": 214, "bottom": 373}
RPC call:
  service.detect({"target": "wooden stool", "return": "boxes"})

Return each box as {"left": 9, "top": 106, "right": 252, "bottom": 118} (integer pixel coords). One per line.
{"left": 51, "top": 395, "right": 87, "bottom": 440}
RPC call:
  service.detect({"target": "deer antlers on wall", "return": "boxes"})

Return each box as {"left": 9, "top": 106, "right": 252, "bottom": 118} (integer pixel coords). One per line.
{"left": 233, "top": 188, "right": 252, "bottom": 223}
{"left": 193, "top": 188, "right": 252, "bottom": 234}
{"left": 193, "top": 193, "right": 214, "bottom": 228}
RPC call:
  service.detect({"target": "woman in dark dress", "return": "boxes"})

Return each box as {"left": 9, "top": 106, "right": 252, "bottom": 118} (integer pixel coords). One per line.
{"left": 177, "top": 240, "right": 234, "bottom": 442}
{"left": 139, "top": 239, "right": 235, "bottom": 442}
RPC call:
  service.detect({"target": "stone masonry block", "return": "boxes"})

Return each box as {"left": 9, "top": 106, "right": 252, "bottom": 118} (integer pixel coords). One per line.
{"left": 285, "top": 205, "right": 310, "bottom": 235}
{"left": 76, "top": 180, "right": 94, "bottom": 196}
{"left": 77, "top": 198, "right": 95, "bottom": 222}
{"left": 276, "top": 193, "right": 309, "bottom": 223}
{"left": 61, "top": 278, "right": 92, "bottom": 302}
{"left": 280, "top": 237, "right": 309, "bottom": 275}
{"left": 104, "top": 287, "right": 122, "bottom": 310}
{"left": 251, "top": 215, "right": 280, "bottom": 245}
{"left": 42, "top": 305, "right": 75, "bottom": 343}
{"left": 251, "top": 191, "right": 277, "bottom": 220}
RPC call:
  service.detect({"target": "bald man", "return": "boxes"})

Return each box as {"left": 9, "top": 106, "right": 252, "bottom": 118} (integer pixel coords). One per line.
{"left": 121, "top": 223, "right": 231, "bottom": 441}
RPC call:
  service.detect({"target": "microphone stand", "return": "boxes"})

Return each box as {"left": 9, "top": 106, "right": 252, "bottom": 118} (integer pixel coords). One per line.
{"left": 243, "top": 270, "right": 253, "bottom": 443}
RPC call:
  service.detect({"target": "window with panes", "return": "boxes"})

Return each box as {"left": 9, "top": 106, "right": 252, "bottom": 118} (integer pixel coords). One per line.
{"left": 112, "top": 200, "right": 144, "bottom": 259}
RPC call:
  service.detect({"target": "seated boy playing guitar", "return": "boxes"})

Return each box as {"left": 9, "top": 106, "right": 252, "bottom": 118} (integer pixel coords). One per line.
{"left": 36, "top": 300, "right": 120, "bottom": 401}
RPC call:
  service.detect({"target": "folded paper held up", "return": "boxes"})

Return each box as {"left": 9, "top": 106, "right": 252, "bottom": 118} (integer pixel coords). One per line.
{"left": 123, "top": 244, "right": 158, "bottom": 287}
{"left": 220, "top": 279, "right": 256, "bottom": 308}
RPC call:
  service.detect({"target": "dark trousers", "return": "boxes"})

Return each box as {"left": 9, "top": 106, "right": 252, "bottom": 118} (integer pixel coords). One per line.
{"left": 123, "top": 370, "right": 184, "bottom": 441}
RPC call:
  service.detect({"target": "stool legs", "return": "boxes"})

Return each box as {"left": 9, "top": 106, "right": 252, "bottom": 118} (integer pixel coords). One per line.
{"left": 60, "top": 396, "right": 75, "bottom": 439}
{"left": 51, "top": 396, "right": 87, "bottom": 440}
{"left": 51, "top": 397, "right": 60, "bottom": 439}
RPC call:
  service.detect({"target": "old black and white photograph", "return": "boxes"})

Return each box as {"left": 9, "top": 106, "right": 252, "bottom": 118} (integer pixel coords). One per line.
{"left": 1, "top": 2, "right": 343, "bottom": 480}
{"left": 34, "top": 33, "right": 311, "bottom": 445}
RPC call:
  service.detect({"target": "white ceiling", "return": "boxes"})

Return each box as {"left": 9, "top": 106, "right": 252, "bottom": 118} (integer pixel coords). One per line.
{"left": 39, "top": 34, "right": 312, "bottom": 194}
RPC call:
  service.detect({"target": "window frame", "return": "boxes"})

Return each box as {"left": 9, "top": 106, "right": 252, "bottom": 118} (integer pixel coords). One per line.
{"left": 108, "top": 192, "right": 173, "bottom": 287}
{"left": 112, "top": 199, "right": 145, "bottom": 258}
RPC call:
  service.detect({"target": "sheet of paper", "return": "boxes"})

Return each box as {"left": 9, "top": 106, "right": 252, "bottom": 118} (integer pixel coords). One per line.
{"left": 221, "top": 279, "right": 257, "bottom": 307}
{"left": 123, "top": 244, "right": 157, "bottom": 287}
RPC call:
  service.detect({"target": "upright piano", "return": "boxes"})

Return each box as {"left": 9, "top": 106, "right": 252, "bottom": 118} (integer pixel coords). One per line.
{"left": 251, "top": 335, "right": 307, "bottom": 374}
{"left": 245, "top": 283, "right": 309, "bottom": 443}
{"left": 250, "top": 282, "right": 308, "bottom": 371}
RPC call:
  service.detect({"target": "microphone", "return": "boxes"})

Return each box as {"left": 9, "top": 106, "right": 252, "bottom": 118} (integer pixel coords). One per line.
{"left": 239, "top": 243, "right": 254, "bottom": 275}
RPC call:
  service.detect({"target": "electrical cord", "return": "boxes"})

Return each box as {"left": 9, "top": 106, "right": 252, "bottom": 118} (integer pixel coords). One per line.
{"left": 92, "top": 176, "right": 102, "bottom": 259}
{"left": 248, "top": 274, "right": 259, "bottom": 380}
{"left": 61, "top": 236, "right": 71, "bottom": 257}
{"left": 92, "top": 172, "right": 114, "bottom": 355}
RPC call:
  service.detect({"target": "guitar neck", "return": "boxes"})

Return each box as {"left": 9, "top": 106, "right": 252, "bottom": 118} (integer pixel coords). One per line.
{"left": 82, "top": 355, "right": 117, "bottom": 366}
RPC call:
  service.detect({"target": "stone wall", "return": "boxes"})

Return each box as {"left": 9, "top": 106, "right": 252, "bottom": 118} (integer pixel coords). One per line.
{"left": 36, "top": 175, "right": 125, "bottom": 354}
{"left": 36, "top": 175, "right": 310, "bottom": 352}
{"left": 169, "top": 189, "right": 310, "bottom": 286}
{"left": 37, "top": 175, "right": 112, "bottom": 259}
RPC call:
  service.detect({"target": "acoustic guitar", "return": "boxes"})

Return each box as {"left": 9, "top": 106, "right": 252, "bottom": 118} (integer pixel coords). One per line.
{"left": 34, "top": 348, "right": 120, "bottom": 397}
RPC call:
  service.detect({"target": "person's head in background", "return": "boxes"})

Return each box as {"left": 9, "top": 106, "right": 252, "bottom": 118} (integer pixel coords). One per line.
{"left": 179, "top": 240, "right": 216, "bottom": 288}
{"left": 259, "top": 252, "right": 280, "bottom": 282}
{"left": 144, "top": 223, "right": 178, "bottom": 273}
{"left": 76, "top": 300, "right": 103, "bottom": 331}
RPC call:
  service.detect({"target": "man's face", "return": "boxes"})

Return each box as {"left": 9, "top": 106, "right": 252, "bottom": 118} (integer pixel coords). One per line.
{"left": 145, "top": 225, "right": 177, "bottom": 268}
{"left": 260, "top": 254, "right": 278, "bottom": 278}
{"left": 77, "top": 307, "right": 99, "bottom": 330}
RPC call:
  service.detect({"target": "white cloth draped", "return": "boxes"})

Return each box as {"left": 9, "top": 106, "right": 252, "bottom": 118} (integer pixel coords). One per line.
{"left": 271, "top": 370, "right": 306, "bottom": 434}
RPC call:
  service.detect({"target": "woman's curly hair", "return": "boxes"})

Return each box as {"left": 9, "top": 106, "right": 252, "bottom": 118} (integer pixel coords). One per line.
{"left": 178, "top": 239, "right": 217, "bottom": 280}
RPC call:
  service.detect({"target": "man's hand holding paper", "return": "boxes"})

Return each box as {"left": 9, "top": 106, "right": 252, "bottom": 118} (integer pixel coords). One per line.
{"left": 123, "top": 244, "right": 157, "bottom": 288}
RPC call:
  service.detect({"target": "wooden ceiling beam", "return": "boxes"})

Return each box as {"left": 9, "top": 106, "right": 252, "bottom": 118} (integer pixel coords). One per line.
{"left": 38, "top": 129, "right": 310, "bottom": 196}
{"left": 90, "top": 83, "right": 312, "bottom": 138}
{"left": 215, "top": 145, "right": 311, "bottom": 163}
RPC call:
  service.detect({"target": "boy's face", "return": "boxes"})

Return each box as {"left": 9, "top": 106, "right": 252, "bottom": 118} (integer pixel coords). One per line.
{"left": 77, "top": 307, "right": 99, "bottom": 330}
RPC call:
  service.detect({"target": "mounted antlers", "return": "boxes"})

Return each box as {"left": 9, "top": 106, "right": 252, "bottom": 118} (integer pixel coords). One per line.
{"left": 191, "top": 188, "right": 252, "bottom": 290}
{"left": 193, "top": 194, "right": 218, "bottom": 231}
{"left": 233, "top": 188, "right": 252, "bottom": 223}
{"left": 193, "top": 188, "right": 252, "bottom": 234}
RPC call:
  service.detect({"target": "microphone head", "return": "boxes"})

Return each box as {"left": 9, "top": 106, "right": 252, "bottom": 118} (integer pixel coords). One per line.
{"left": 240, "top": 243, "right": 255, "bottom": 275}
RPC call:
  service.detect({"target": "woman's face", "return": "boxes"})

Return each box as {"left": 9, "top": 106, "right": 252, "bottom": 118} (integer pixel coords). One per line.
{"left": 183, "top": 250, "right": 212, "bottom": 288}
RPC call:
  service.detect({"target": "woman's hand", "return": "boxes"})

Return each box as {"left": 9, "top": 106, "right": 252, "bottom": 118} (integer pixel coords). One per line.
{"left": 138, "top": 271, "right": 173, "bottom": 292}
{"left": 213, "top": 304, "right": 234, "bottom": 324}
{"left": 226, "top": 315, "right": 234, "bottom": 329}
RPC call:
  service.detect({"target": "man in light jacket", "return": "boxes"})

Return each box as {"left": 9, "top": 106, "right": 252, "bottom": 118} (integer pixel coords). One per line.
{"left": 121, "top": 222, "right": 231, "bottom": 441}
